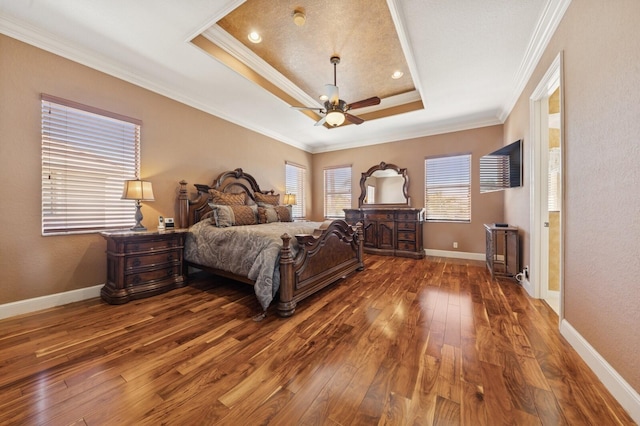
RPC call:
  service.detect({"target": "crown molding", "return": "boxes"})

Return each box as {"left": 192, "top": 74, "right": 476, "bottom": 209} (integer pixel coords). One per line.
{"left": 310, "top": 115, "right": 502, "bottom": 154}
{"left": 498, "top": 0, "right": 572, "bottom": 122}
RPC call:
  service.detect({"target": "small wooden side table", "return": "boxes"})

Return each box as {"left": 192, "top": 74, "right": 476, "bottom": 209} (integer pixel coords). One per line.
{"left": 100, "top": 229, "right": 188, "bottom": 304}
{"left": 485, "top": 224, "right": 519, "bottom": 279}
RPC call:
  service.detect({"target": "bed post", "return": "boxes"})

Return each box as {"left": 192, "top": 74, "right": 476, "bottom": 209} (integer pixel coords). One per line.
{"left": 277, "top": 233, "right": 296, "bottom": 317}
{"left": 356, "top": 221, "right": 364, "bottom": 270}
{"left": 178, "top": 180, "right": 189, "bottom": 229}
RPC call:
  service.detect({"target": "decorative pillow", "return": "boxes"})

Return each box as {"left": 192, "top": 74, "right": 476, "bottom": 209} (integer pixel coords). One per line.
{"left": 210, "top": 204, "right": 234, "bottom": 227}
{"left": 230, "top": 205, "right": 257, "bottom": 226}
{"left": 209, "top": 188, "right": 246, "bottom": 206}
{"left": 274, "top": 205, "right": 293, "bottom": 222}
{"left": 257, "top": 206, "right": 279, "bottom": 224}
{"left": 255, "top": 192, "right": 280, "bottom": 206}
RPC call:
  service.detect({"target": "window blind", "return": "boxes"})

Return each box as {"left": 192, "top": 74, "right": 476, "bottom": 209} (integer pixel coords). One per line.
{"left": 479, "top": 155, "right": 510, "bottom": 192}
{"left": 41, "top": 95, "right": 141, "bottom": 235}
{"left": 425, "top": 154, "right": 471, "bottom": 222}
{"left": 285, "top": 162, "right": 306, "bottom": 218}
{"left": 324, "top": 166, "right": 352, "bottom": 218}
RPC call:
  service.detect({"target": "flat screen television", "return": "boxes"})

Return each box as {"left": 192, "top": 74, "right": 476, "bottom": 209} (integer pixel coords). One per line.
{"left": 480, "top": 139, "right": 522, "bottom": 193}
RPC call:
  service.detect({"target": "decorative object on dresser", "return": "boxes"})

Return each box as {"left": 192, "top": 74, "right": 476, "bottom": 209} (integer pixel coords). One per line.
{"left": 101, "top": 229, "right": 187, "bottom": 304}
{"left": 484, "top": 223, "right": 519, "bottom": 279}
{"left": 344, "top": 162, "right": 425, "bottom": 259}
{"left": 121, "top": 179, "right": 155, "bottom": 231}
{"left": 178, "top": 168, "right": 364, "bottom": 317}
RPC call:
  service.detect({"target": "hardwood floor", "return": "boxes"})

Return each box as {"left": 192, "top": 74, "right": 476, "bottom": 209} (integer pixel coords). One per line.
{"left": 0, "top": 255, "right": 634, "bottom": 425}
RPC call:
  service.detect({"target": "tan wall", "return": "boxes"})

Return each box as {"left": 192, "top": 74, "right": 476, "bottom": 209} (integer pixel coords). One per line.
{"left": 0, "top": 34, "right": 312, "bottom": 305}
{"left": 311, "top": 126, "right": 505, "bottom": 254}
{"left": 504, "top": 1, "right": 640, "bottom": 392}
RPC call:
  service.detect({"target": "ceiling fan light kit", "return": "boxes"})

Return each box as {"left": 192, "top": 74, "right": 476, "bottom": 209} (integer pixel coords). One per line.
{"left": 291, "top": 55, "right": 381, "bottom": 128}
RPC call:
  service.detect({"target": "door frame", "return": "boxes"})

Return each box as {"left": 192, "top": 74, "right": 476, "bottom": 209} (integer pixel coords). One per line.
{"left": 528, "top": 52, "right": 565, "bottom": 320}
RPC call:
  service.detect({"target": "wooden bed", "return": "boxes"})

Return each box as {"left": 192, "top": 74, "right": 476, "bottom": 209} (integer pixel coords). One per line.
{"left": 178, "top": 168, "right": 364, "bottom": 317}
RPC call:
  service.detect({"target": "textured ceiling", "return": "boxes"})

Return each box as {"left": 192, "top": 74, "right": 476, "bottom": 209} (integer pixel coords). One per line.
{"left": 0, "top": 0, "right": 571, "bottom": 152}
{"left": 217, "top": 0, "right": 415, "bottom": 105}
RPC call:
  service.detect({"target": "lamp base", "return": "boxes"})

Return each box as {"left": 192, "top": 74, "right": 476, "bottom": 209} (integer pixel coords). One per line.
{"left": 131, "top": 201, "right": 147, "bottom": 232}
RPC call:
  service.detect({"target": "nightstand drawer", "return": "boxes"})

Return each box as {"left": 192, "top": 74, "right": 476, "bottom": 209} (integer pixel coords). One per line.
{"left": 126, "top": 251, "right": 180, "bottom": 270}
{"left": 397, "top": 231, "right": 416, "bottom": 242}
{"left": 124, "top": 238, "right": 181, "bottom": 254}
{"left": 126, "top": 265, "right": 182, "bottom": 286}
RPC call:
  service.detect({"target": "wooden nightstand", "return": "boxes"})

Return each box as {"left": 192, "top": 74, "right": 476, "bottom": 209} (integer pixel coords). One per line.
{"left": 100, "top": 229, "right": 188, "bottom": 304}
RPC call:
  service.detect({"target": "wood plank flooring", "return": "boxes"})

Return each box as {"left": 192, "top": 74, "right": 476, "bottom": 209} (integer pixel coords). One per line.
{"left": 0, "top": 255, "right": 634, "bottom": 425}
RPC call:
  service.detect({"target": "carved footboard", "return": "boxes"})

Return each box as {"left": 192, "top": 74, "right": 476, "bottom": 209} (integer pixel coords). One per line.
{"left": 277, "top": 220, "right": 364, "bottom": 317}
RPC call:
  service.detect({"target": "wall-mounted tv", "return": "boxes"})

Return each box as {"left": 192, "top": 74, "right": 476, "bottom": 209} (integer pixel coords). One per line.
{"left": 480, "top": 139, "right": 522, "bottom": 193}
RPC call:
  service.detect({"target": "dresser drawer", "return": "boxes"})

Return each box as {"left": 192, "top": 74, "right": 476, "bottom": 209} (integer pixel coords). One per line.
{"left": 364, "top": 212, "right": 394, "bottom": 221}
{"left": 125, "top": 265, "right": 182, "bottom": 286}
{"left": 396, "top": 211, "right": 419, "bottom": 221}
{"left": 397, "top": 241, "right": 417, "bottom": 251}
{"left": 124, "top": 238, "right": 181, "bottom": 254}
{"left": 397, "top": 231, "right": 416, "bottom": 242}
{"left": 397, "top": 221, "right": 416, "bottom": 231}
{"left": 125, "top": 250, "right": 181, "bottom": 270}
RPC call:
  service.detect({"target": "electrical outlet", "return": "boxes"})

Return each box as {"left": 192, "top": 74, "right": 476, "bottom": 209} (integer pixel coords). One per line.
{"left": 524, "top": 266, "right": 529, "bottom": 279}
{"left": 453, "top": 242, "right": 458, "bottom": 249}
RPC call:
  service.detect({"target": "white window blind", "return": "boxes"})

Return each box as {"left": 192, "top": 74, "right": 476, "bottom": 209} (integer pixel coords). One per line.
{"left": 324, "top": 166, "right": 352, "bottom": 218}
{"left": 479, "top": 154, "right": 510, "bottom": 193}
{"left": 285, "top": 162, "right": 306, "bottom": 219}
{"left": 41, "top": 95, "right": 141, "bottom": 235}
{"left": 425, "top": 154, "right": 471, "bottom": 222}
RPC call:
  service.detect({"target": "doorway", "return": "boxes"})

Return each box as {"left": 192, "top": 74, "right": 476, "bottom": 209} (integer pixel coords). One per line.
{"left": 529, "top": 52, "right": 564, "bottom": 318}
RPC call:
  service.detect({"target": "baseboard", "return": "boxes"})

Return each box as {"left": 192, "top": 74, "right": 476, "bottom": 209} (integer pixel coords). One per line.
{"left": 424, "top": 249, "right": 485, "bottom": 261}
{"left": 560, "top": 319, "right": 640, "bottom": 423}
{"left": 0, "top": 285, "right": 103, "bottom": 320}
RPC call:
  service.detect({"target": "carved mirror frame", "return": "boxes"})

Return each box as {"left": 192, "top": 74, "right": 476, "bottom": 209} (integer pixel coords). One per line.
{"left": 358, "top": 162, "right": 410, "bottom": 208}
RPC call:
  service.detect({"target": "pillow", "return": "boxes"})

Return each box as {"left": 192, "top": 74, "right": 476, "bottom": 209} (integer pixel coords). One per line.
{"left": 274, "top": 205, "right": 292, "bottom": 222}
{"left": 209, "top": 203, "right": 257, "bottom": 227}
{"left": 257, "top": 206, "right": 279, "bottom": 224}
{"left": 210, "top": 204, "right": 234, "bottom": 227}
{"left": 255, "top": 192, "right": 280, "bottom": 206}
{"left": 231, "top": 205, "right": 257, "bottom": 226}
{"left": 209, "top": 188, "right": 246, "bottom": 206}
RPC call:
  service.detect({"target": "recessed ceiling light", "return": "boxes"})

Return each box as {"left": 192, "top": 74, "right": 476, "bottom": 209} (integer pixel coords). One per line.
{"left": 319, "top": 94, "right": 329, "bottom": 101}
{"left": 391, "top": 70, "right": 404, "bottom": 79}
{"left": 248, "top": 32, "right": 262, "bottom": 43}
{"left": 293, "top": 10, "right": 306, "bottom": 26}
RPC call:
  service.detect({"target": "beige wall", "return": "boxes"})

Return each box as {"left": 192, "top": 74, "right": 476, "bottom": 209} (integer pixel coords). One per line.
{"left": 504, "top": 0, "right": 640, "bottom": 392}
{"left": 0, "top": 34, "right": 312, "bottom": 305}
{"left": 312, "top": 126, "right": 505, "bottom": 254}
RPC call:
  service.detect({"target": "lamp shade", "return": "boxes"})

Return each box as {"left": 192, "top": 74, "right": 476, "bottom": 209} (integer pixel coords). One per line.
{"left": 121, "top": 179, "right": 155, "bottom": 201}
{"left": 325, "top": 110, "right": 345, "bottom": 127}
{"left": 283, "top": 193, "right": 297, "bottom": 205}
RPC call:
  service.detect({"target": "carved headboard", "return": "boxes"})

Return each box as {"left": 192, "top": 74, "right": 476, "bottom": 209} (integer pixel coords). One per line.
{"left": 178, "top": 168, "right": 275, "bottom": 228}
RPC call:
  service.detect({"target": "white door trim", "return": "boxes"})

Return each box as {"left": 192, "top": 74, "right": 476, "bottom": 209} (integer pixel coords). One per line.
{"left": 528, "top": 52, "right": 564, "bottom": 320}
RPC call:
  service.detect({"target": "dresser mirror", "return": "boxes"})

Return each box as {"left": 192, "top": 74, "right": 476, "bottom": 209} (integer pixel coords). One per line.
{"left": 358, "top": 162, "right": 410, "bottom": 207}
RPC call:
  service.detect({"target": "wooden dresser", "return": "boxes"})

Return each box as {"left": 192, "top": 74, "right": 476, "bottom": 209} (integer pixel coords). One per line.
{"left": 100, "top": 229, "right": 188, "bottom": 304}
{"left": 344, "top": 208, "right": 425, "bottom": 259}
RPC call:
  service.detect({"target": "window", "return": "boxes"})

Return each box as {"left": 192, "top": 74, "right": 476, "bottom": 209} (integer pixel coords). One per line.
{"left": 425, "top": 154, "right": 471, "bottom": 222}
{"left": 324, "top": 165, "right": 352, "bottom": 218}
{"left": 41, "top": 95, "right": 141, "bottom": 235}
{"left": 285, "top": 161, "right": 306, "bottom": 219}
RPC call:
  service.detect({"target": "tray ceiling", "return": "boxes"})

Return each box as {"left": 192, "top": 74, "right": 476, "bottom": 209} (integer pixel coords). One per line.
{"left": 0, "top": 0, "right": 571, "bottom": 152}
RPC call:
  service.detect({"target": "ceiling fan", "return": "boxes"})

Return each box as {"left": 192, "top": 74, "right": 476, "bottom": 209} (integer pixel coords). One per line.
{"left": 291, "top": 56, "right": 381, "bottom": 127}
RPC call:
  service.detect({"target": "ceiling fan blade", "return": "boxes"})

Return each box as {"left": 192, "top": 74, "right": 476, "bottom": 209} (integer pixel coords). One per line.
{"left": 291, "top": 106, "right": 324, "bottom": 111}
{"left": 345, "top": 113, "right": 365, "bottom": 125}
{"left": 347, "top": 96, "right": 381, "bottom": 110}
{"left": 314, "top": 116, "right": 327, "bottom": 127}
